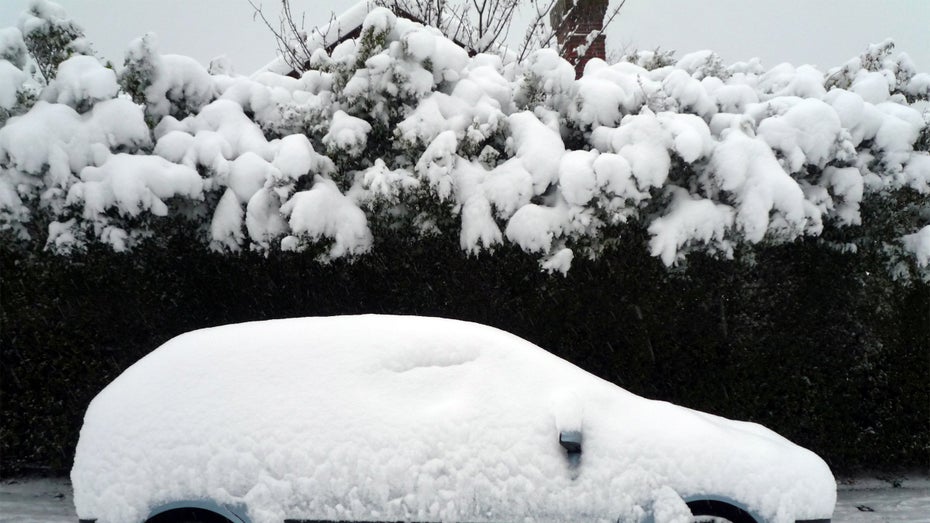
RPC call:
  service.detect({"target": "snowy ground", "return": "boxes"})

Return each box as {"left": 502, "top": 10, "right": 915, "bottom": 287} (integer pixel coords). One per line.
{"left": 0, "top": 476, "right": 927, "bottom": 522}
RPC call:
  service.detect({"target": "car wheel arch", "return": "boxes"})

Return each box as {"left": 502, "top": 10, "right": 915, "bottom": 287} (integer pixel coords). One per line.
{"left": 683, "top": 494, "right": 763, "bottom": 523}
{"left": 144, "top": 499, "right": 249, "bottom": 523}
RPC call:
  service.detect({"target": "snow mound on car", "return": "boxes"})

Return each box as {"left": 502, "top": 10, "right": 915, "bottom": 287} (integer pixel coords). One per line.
{"left": 71, "top": 315, "right": 835, "bottom": 523}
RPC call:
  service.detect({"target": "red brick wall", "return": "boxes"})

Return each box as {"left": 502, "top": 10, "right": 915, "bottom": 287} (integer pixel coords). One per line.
{"left": 551, "top": 0, "right": 608, "bottom": 78}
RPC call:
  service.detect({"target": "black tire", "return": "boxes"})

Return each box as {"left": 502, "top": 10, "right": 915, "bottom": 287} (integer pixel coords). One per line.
{"left": 687, "top": 499, "right": 759, "bottom": 523}
{"left": 146, "top": 508, "right": 234, "bottom": 523}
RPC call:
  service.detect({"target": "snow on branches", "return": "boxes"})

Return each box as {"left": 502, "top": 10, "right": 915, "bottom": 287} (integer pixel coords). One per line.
{"left": 0, "top": 3, "right": 928, "bottom": 281}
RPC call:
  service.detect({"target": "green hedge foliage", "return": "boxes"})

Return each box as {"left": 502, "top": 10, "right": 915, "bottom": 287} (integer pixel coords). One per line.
{"left": 2, "top": 231, "right": 927, "bottom": 476}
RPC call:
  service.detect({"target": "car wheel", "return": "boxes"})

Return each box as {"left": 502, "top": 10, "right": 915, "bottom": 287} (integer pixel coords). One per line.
{"left": 687, "top": 499, "right": 759, "bottom": 523}
{"left": 145, "top": 508, "right": 235, "bottom": 523}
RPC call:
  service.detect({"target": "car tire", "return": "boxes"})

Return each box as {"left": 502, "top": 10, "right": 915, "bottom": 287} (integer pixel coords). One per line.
{"left": 687, "top": 499, "right": 759, "bottom": 523}
{"left": 145, "top": 508, "right": 235, "bottom": 523}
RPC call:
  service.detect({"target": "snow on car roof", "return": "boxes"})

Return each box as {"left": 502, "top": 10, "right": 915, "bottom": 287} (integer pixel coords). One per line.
{"left": 71, "top": 315, "right": 835, "bottom": 523}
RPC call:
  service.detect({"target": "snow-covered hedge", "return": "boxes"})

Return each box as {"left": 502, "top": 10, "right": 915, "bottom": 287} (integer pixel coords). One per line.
{"left": 1, "top": 3, "right": 928, "bottom": 281}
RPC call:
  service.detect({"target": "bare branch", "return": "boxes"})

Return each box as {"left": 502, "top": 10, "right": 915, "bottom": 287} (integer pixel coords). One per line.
{"left": 517, "top": 0, "right": 558, "bottom": 63}
{"left": 251, "top": 0, "right": 628, "bottom": 70}
{"left": 248, "top": 0, "right": 302, "bottom": 72}
{"left": 280, "top": 0, "right": 313, "bottom": 70}
{"left": 571, "top": 0, "right": 627, "bottom": 59}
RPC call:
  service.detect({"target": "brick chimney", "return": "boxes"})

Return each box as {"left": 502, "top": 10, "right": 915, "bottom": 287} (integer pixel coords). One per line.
{"left": 550, "top": 0, "right": 608, "bottom": 78}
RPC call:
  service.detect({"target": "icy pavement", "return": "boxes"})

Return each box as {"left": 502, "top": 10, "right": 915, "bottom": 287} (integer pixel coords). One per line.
{"left": 834, "top": 477, "right": 930, "bottom": 523}
{"left": 0, "top": 477, "right": 72, "bottom": 522}
{"left": 0, "top": 476, "right": 928, "bottom": 522}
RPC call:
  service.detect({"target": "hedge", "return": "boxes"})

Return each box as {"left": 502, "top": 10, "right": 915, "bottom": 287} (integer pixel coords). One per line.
{"left": 2, "top": 230, "right": 927, "bottom": 476}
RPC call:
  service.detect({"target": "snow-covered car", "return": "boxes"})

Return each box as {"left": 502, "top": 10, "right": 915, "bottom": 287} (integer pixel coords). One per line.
{"left": 71, "top": 315, "right": 835, "bottom": 523}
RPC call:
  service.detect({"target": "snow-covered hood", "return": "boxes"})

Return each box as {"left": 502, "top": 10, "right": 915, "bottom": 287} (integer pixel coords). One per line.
{"left": 71, "top": 315, "right": 835, "bottom": 523}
